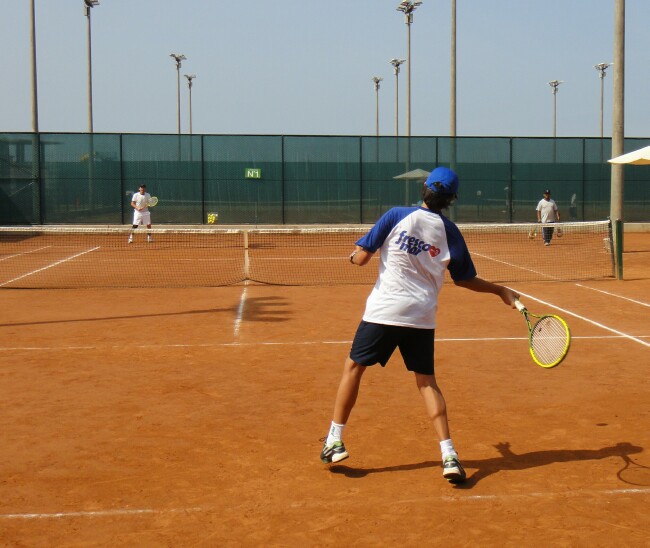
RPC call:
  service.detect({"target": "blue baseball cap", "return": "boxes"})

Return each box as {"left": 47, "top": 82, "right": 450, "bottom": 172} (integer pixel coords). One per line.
{"left": 425, "top": 167, "right": 459, "bottom": 195}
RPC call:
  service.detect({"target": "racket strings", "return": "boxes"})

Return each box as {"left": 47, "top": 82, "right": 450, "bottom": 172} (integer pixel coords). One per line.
{"left": 530, "top": 316, "right": 570, "bottom": 366}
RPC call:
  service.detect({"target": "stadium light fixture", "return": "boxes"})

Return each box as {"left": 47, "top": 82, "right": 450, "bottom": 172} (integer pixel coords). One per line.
{"left": 170, "top": 54, "right": 187, "bottom": 134}
{"left": 184, "top": 74, "right": 197, "bottom": 135}
{"left": 548, "top": 80, "right": 564, "bottom": 138}
{"left": 389, "top": 58, "right": 406, "bottom": 137}
{"left": 594, "top": 62, "right": 613, "bottom": 139}
{"left": 396, "top": 1, "right": 422, "bottom": 137}
{"left": 84, "top": 0, "right": 100, "bottom": 133}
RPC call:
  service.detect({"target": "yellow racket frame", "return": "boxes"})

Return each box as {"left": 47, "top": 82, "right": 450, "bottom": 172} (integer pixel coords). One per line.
{"left": 528, "top": 314, "right": 571, "bottom": 368}
{"left": 515, "top": 300, "right": 571, "bottom": 368}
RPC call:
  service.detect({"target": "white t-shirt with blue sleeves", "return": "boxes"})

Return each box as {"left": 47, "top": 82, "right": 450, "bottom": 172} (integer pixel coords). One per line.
{"left": 356, "top": 206, "right": 476, "bottom": 329}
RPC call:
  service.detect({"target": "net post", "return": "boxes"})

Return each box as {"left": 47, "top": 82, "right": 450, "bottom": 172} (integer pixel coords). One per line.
{"left": 615, "top": 219, "right": 623, "bottom": 280}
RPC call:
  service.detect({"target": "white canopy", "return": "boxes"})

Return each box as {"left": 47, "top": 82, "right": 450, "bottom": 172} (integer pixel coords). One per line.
{"left": 393, "top": 168, "right": 430, "bottom": 180}
{"left": 608, "top": 145, "right": 650, "bottom": 165}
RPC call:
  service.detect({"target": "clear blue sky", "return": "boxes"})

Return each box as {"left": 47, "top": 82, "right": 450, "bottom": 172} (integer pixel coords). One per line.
{"left": 3, "top": 0, "right": 649, "bottom": 137}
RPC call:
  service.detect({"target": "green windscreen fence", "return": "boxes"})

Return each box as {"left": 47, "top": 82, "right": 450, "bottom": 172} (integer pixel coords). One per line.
{"left": 0, "top": 134, "right": 648, "bottom": 225}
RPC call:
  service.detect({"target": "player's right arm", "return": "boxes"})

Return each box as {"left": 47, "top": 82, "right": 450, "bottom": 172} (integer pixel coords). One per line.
{"left": 454, "top": 277, "right": 519, "bottom": 307}
{"left": 444, "top": 218, "right": 517, "bottom": 307}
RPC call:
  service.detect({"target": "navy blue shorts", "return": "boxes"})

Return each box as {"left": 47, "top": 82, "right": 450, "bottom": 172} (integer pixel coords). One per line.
{"left": 349, "top": 320, "right": 435, "bottom": 375}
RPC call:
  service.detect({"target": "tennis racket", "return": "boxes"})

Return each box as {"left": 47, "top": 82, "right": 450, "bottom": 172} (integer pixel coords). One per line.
{"left": 147, "top": 196, "right": 158, "bottom": 207}
{"left": 556, "top": 226, "right": 563, "bottom": 238}
{"left": 515, "top": 299, "right": 571, "bottom": 368}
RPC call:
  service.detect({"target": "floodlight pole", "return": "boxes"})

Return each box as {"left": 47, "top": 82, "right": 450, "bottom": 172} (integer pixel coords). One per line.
{"left": 548, "top": 80, "right": 563, "bottom": 138}
{"left": 29, "top": 0, "right": 41, "bottom": 222}
{"left": 449, "top": 0, "right": 457, "bottom": 221}
{"left": 372, "top": 77, "right": 383, "bottom": 137}
{"left": 30, "top": 0, "right": 39, "bottom": 133}
{"left": 450, "top": 0, "right": 456, "bottom": 138}
{"left": 83, "top": 1, "right": 99, "bottom": 210}
{"left": 84, "top": 0, "right": 99, "bottom": 134}
{"left": 594, "top": 63, "right": 613, "bottom": 139}
{"left": 389, "top": 59, "right": 405, "bottom": 137}
{"left": 170, "top": 54, "right": 186, "bottom": 134}
{"left": 185, "top": 74, "right": 196, "bottom": 135}
{"left": 396, "top": 1, "right": 421, "bottom": 138}
{"left": 610, "top": 0, "right": 625, "bottom": 279}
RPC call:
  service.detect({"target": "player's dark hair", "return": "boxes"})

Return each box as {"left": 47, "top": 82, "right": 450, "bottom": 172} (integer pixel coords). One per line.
{"left": 421, "top": 184, "right": 457, "bottom": 211}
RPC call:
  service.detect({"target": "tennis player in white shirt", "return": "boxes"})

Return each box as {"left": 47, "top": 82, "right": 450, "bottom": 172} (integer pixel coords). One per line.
{"left": 319, "top": 167, "right": 519, "bottom": 485}
{"left": 128, "top": 184, "right": 153, "bottom": 244}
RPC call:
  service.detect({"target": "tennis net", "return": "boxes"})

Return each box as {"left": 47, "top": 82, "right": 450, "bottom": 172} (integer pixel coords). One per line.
{"left": 0, "top": 221, "right": 614, "bottom": 289}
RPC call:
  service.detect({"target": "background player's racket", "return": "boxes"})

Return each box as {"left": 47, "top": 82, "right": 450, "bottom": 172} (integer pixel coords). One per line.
{"left": 147, "top": 196, "right": 158, "bottom": 207}
{"left": 528, "top": 225, "right": 537, "bottom": 239}
{"left": 515, "top": 299, "right": 570, "bottom": 368}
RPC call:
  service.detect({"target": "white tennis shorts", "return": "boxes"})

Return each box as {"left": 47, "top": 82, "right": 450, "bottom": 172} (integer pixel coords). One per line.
{"left": 133, "top": 210, "right": 151, "bottom": 226}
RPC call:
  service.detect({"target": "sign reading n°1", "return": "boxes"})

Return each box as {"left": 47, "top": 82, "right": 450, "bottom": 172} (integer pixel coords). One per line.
{"left": 245, "top": 168, "right": 261, "bottom": 179}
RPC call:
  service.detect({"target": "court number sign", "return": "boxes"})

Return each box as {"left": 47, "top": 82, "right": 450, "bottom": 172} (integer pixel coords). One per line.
{"left": 245, "top": 168, "right": 261, "bottom": 179}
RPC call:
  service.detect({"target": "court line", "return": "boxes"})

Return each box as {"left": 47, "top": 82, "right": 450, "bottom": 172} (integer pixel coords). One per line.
{"left": 1, "top": 334, "right": 648, "bottom": 352}
{"left": 400, "top": 486, "right": 650, "bottom": 504}
{"left": 0, "top": 507, "right": 203, "bottom": 520}
{"left": 471, "top": 252, "right": 560, "bottom": 281}
{"left": 254, "top": 256, "right": 362, "bottom": 261}
{"left": 0, "top": 247, "right": 101, "bottom": 287}
{"left": 517, "top": 291, "right": 650, "bottom": 348}
{"left": 2, "top": 487, "right": 648, "bottom": 520}
{"left": 575, "top": 283, "right": 650, "bottom": 308}
{"left": 0, "top": 246, "right": 51, "bottom": 262}
{"left": 233, "top": 283, "right": 248, "bottom": 340}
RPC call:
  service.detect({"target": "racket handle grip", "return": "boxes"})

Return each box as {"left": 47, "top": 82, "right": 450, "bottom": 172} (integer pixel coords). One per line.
{"left": 514, "top": 299, "right": 526, "bottom": 312}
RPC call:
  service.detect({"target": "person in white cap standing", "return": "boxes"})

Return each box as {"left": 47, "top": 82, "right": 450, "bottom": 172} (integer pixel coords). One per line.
{"left": 536, "top": 189, "right": 560, "bottom": 246}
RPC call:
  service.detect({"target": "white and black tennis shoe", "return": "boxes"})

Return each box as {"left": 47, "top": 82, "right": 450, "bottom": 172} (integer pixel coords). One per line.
{"left": 442, "top": 456, "right": 466, "bottom": 484}
{"left": 320, "top": 438, "right": 349, "bottom": 464}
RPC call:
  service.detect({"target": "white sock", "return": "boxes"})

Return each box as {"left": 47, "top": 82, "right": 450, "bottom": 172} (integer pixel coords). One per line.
{"left": 440, "top": 439, "right": 458, "bottom": 460}
{"left": 326, "top": 422, "right": 345, "bottom": 446}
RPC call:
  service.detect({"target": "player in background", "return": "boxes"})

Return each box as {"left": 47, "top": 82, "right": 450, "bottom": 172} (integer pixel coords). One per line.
{"left": 128, "top": 184, "right": 153, "bottom": 244}
{"left": 536, "top": 189, "right": 560, "bottom": 246}
{"left": 319, "top": 167, "right": 519, "bottom": 484}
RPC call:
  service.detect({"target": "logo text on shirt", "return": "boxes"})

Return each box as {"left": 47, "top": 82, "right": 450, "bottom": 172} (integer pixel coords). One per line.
{"left": 395, "top": 231, "right": 441, "bottom": 257}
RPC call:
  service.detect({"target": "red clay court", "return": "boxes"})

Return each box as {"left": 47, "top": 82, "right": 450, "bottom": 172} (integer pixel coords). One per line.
{"left": 0, "top": 232, "right": 648, "bottom": 546}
